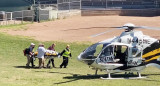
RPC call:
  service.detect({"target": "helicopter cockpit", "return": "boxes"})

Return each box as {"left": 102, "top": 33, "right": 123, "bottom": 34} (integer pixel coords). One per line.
{"left": 78, "top": 42, "right": 130, "bottom": 65}
{"left": 78, "top": 42, "right": 110, "bottom": 65}
{"left": 97, "top": 44, "right": 128, "bottom": 64}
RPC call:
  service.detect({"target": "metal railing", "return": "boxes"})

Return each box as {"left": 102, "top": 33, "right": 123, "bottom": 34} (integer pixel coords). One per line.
{"left": 0, "top": 10, "right": 34, "bottom": 26}
{"left": 57, "top": 0, "right": 81, "bottom": 11}
{"left": 81, "top": 0, "right": 160, "bottom": 9}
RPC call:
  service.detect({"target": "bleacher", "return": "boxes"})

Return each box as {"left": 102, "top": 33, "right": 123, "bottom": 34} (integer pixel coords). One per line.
{"left": 81, "top": 0, "right": 160, "bottom": 16}
{"left": 82, "top": 0, "right": 160, "bottom": 9}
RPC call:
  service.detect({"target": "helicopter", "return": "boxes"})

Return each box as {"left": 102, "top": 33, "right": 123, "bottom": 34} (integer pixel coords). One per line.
{"left": 77, "top": 23, "right": 160, "bottom": 79}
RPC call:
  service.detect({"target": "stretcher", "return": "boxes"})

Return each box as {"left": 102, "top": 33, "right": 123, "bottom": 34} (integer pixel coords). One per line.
{"left": 33, "top": 50, "right": 59, "bottom": 59}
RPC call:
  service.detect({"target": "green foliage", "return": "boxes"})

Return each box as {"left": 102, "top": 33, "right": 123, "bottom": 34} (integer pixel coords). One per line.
{"left": 0, "top": 33, "right": 160, "bottom": 86}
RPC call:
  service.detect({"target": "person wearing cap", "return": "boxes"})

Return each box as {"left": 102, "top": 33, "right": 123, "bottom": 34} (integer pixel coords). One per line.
{"left": 47, "top": 43, "right": 56, "bottom": 68}
{"left": 26, "top": 43, "right": 35, "bottom": 68}
{"left": 37, "top": 43, "right": 46, "bottom": 68}
{"left": 60, "top": 45, "right": 72, "bottom": 68}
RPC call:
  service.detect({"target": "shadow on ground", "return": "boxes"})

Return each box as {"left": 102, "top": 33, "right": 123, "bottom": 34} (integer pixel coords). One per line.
{"left": 14, "top": 66, "right": 160, "bottom": 85}
{"left": 54, "top": 73, "right": 151, "bottom": 85}
{"left": 14, "top": 66, "right": 39, "bottom": 69}
{"left": 62, "top": 27, "right": 109, "bottom": 31}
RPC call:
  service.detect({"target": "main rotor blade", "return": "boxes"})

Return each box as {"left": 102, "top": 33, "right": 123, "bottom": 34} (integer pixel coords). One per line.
{"left": 107, "top": 27, "right": 123, "bottom": 28}
{"left": 140, "top": 26, "right": 160, "bottom": 30}
{"left": 90, "top": 29, "right": 117, "bottom": 38}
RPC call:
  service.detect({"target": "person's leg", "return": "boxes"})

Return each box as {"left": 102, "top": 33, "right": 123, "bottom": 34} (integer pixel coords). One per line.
{"left": 51, "top": 58, "right": 55, "bottom": 67}
{"left": 42, "top": 58, "right": 45, "bottom": 68}
{"left": 60, "top": 57, "right": 65, "bottom": 68}
{"left": 64, "top": 57, "right": 68, "bottom": 68}
{"left": 31, "top": 56, "right": 35, "bottom": 67}
{"left": 26, "top": 54, "right": 30, "bottom": 67}
{"left": 47, "top": 59, "right": 51, "bottom": 68}
{"left": 39, "top": 58, "right": 42, "bottom": 68}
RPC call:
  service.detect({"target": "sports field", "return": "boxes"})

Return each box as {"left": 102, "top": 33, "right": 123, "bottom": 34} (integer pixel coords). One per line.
{"left": 0, "top": 16, "right": 160, "bottom": 86}
{"left": 2, "top": 16, "right": 160, "bottom": 42}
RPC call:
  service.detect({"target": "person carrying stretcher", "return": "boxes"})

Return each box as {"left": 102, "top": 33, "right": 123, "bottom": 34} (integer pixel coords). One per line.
{"left": 47, "top": 43, "right": 56, "bottom": 68}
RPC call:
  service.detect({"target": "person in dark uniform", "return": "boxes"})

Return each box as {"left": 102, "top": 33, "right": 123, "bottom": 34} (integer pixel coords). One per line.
{"left": 47, "top": 43, "right": 56, "bottom": 68}
{"left": 60, "top": 45, "right": 72, "bottom": 68}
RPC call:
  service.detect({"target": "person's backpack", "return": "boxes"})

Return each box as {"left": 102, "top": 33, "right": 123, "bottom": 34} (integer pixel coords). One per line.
{"left": 23, "top": 48, "right": 30, "bottom": 56}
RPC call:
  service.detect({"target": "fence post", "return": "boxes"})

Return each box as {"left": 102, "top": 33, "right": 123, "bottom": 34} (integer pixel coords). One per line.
{"left": 106, "top": 0, "right": 107, "bottom": 9}
{"left": 32, "top": 10, "right": 34, "bottom": 23}
{"left": 11, "top": 12, "right": 13, "bottom": 21}
{"left": 80, "top": 0, "right": 82, "bottom": 10}
{"left": 69, "top": 0, "right": 71, "bottom": 12}
{"left": 57, "top": 0, "right": 59, "bottom": 11}
{"left": 21, "top": 11, "right": 23, "bottom": 24}
{"left": 38, "top": 8, "right": 40, "bottom": 23}
{"left": 5, "top": 13, "right": 7, "bottom": 25}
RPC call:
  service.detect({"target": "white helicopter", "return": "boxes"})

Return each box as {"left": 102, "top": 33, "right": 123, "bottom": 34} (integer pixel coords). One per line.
{"left": 77, "top": 23, "right": 160, "bottom": 79}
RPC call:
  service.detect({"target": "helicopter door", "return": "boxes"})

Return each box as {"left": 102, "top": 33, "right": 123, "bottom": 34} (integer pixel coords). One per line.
{"left": 97, "top": 45, "right": 114, "bottom": 63}
{"left": 114, "top": 45, "right": 128, "bottom": 64}
{"left": 127, "top": 47, "right": 142, "bottom": 66}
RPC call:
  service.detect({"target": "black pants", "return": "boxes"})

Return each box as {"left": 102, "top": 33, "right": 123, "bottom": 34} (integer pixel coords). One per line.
{"left": 47, "top": 58, "right": 55, "bottom": 67}
{"left": 60, "top": 56, "right": 69, "bottom": 68}
{"left": 30, "top": 56, "right": 35, "bottom": 67}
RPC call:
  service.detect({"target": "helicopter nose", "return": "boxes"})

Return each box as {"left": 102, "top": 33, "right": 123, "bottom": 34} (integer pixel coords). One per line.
{"left": 77, "top": 53, "right": 83, "bottom": 62}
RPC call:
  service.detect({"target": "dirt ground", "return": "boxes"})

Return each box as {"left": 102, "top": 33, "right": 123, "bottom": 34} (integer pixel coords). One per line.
{"left": 1, "top": 16, "right": 160, "bottom": 43}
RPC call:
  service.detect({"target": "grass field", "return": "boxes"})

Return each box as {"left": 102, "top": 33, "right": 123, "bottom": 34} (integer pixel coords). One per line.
{"left": 0, "top": 27, "right": 160, "bottom": 86}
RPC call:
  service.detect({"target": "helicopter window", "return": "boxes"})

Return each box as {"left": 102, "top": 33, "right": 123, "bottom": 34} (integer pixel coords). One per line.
{"left": 83, "top": 43, "right": 110, "bottom": 59}
{"left": 136, "top": 53, "right": 141, "bottom": 57}
{"left": 132, "top": 47, "right": 138, "bottom": 56}
{"left": 99, "top": 45, "right": 114, "bottom": 58}
{"left": 94, "top": 44, "right": 103, "bottom": 56}
{"left": 114, "top": 45, "right": 128, "bottom": 54}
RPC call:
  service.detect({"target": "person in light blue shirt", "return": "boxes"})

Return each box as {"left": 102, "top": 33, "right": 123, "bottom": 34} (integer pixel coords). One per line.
{"left": 37, "top": 43, "right": 46, "bottom": 68}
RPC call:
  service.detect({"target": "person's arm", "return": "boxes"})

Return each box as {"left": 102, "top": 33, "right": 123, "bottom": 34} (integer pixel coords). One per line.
{"left": 69, "top": 53, "right": 72, "bottom": 57}
{"left": 60, "top": 50, "right": 65, "bottom": 56}
{"left": 29, "top": 47, "right": 33, "bottom": 55}
{"left": 42, "top": 47, "right": 46, "bottom": 53}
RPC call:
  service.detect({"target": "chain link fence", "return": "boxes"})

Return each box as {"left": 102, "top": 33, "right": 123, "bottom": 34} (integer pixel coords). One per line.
{"left": 0, "top": 9, "right": 52, "bottom": 26}
{"left": 57, "top": 0, "right": 81, "bottom": 18}
{"left": 57, "top": 0, "right": 81, "bottom": 11}
{"left": 81, "top": 0, "right": 160, "bottom": 10}
{"left": 0, "top": 10, "right": 33, "bottom": 26}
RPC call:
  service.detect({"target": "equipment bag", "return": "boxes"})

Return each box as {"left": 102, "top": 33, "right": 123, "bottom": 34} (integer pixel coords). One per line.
{"left": 23, "top": 48, "right": 30, "bottom": 56}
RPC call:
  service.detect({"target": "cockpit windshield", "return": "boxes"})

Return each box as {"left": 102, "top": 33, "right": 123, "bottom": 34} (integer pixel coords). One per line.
{"left": 80, "top": 43, "right": 110, "bottom": 65}
{"left": 84, "top": 43, "right": 110, "bottom": 57}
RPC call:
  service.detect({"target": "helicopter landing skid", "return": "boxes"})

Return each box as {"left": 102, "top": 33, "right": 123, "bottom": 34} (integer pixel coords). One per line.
{"left": 100, "top": 72, "right": 146, "bottom": 80}
{"left": 100, "top": 76, "right": 146, "bottom": 80}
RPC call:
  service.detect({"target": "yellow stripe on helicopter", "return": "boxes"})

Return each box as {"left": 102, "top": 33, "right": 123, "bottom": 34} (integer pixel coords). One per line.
{"left": 145, "top": 56, "right": 160, "bottom": 62}
{"left": 142, "top": 48, "right": 160, "bottom": 58}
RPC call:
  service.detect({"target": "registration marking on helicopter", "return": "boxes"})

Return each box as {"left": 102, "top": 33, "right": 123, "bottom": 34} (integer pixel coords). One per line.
{"left": 127, "top": 60, "right": 138, "bottom": 66}
{"left": 127, "top": 38, "right": 151, "bottom": 44}
{"left": 99, "top": 55, "right": 114, "bottom": 63}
